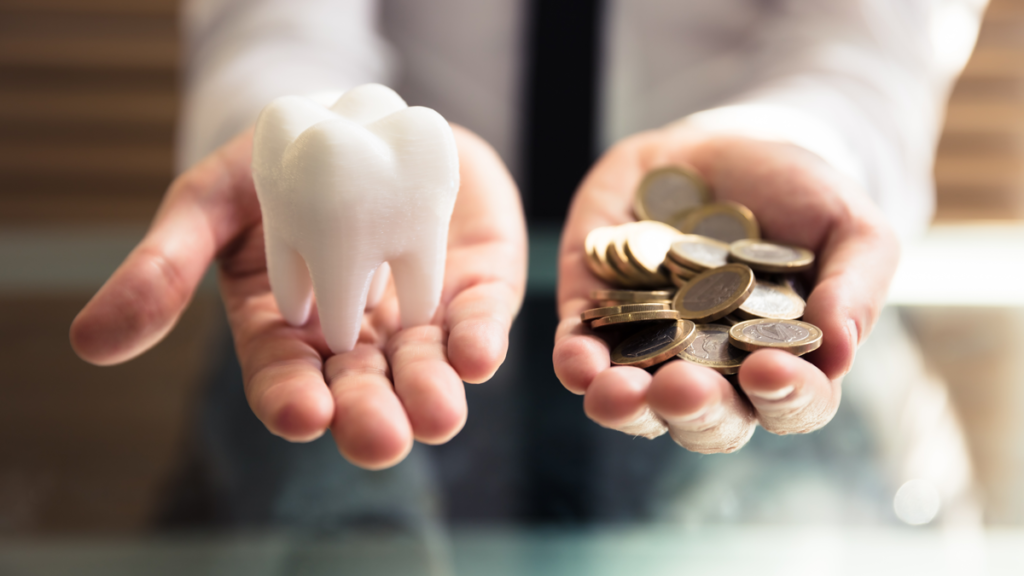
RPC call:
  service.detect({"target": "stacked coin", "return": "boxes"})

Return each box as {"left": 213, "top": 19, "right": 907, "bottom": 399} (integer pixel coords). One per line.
{"left": 581, "top": 166, "right": 823, "bottom": 374}
{"left": 585, "top": 221, "right": 684, "bottom": 288}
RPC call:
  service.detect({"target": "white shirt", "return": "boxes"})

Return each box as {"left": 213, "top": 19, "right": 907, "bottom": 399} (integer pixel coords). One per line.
{"left": 178, "top": 0, "right": 987, "bottom": 238}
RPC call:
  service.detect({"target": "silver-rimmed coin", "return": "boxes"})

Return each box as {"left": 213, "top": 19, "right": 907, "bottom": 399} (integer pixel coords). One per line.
{"left": 772, "top": 274, "right": 809, "bottom": 301}
{"left": 633, "top": 166, "right": 711, "bottom": 224}
{"left": 729, "top": 239, "right": 814, "bottom": 273}
{"left": 662, "top": 257, "right": 699, "bottom": 279}
{"left": 720, "top": 314, "right": 743, "bottom": 326}
{"left": 675, "top": 202, "right": 759, "bottom": 243}
{"left": 671, "top": 263, "right": 755, "bottom": 323}
{"left": 677, "top": 323, "right": 748, "bottom": 375}
{"left": 611, "top": 319, "right": 697, "bottom": 368}
{"left": 667, "top": 235, "right": 730, "bottom": 271}
{"left": 728, "top": 319, "right": 823, "bottom": 355}
{"left": 735, "top": 280, "right": 806, "bottom": 320}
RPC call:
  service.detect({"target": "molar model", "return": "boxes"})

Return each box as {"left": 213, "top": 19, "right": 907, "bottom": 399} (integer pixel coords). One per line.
{"left": 252, "top": 84, "right": 460, "bottom": 354}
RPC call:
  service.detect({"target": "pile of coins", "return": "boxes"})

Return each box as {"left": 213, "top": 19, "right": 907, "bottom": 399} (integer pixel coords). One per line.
{"left": 581, "top": 166, "right": 823, "bottom": 374}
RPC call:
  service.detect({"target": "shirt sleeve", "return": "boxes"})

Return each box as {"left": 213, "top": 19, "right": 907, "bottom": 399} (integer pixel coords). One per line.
{"left": 176, "top": 0, "right": 394, "bottom": 171}
{"left": 677, "top": 0, "right": 988, "bottom": 239}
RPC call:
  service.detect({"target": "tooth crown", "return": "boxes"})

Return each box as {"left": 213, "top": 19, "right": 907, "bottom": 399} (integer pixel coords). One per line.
{"left": 252, "top": 84, "right": 460, "bottom": 353}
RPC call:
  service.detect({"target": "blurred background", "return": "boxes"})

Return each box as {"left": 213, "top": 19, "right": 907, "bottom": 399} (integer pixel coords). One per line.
{"left": 1, "top": 0, "right": 1024, "bottom": 572}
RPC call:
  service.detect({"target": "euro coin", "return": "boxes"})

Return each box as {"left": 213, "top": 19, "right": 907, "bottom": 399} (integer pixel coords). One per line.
{"left": 662, "top": 257, "right": 698, "bottom": 279}
{"left": 729, "top": 239, "right": 814, "bottom": 273}
{"left": 728, "top": 319, "right": 823, "bottom": 355}
{"left": 669, "top": 273, "right": 689, "bottom": 288}
{"left": 584, "top": 226, "right": 622, "bottom": 283}
{"left": 734, "top": 280, "right": 806, "bottom": 320}
{"left": 773, "top": 274, "right": 809, "bottom": 300}
{"left": 720, "top": 314, "right": 743, "bottom": 326}
{"left": 581, "top": 302, "right": 671, "bottom": 322}
{"left": 677, "top": 324, "right": 748, "bottom": 375}
{"left": 591, "top": 309, "right": 680, "bottom": 330}
{"left": 667, "top": 235, "right": 730, "bottom": 271}
{"left": 610, "top": 223, "right": 662, "bottom": 286}
{"left": 675, "top": 202, "right": 759, "bottom": 243}
{"left": 633, "top": 166, "right": 710, "bottom": 224}
{"left": 672, "top": 263, "right": 755, "bottom": 323}
{"left": 605, "top": 242, "right": 643, "bottom": 287}
{"left": 624, "top": 221, "right": 683, "bottom": 281}
{"left": 591, "top": 288, "right": 676, "bottom": 304}
{"left": 611, "top": 319, "right": 697, "bottom": 368}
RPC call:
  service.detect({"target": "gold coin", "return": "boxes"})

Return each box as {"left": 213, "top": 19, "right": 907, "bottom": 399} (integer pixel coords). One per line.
{"left": 580, "top": 302, "right": 671, "bottom": 322}
{"left": 667, "top": 234, "right": 730, "bottom": 271}
{"left": 671, "top": 263, "right": 755, "bottom": 323}
{"left": 604, "top": 242, "right": 643, "bottom": 287}
{"left": 675, "top": 201, "right": 759, "bottom": 243}
{"left": 734, "top": 280, "right": 806, "bottom": 320}
{"left": 662, "top": 257, "right": 698, "bottom": 279}
{"left": 624, "top": 221, "right": 683, "bottom": 281}
{"left": 677, "top": 324, "right": 748, "bottom": 375}
{"left": 633, "top": 166, "right": 711, "bottom": 224}
{"left": 611, "top": 319, "right": 697, "bottom": 368}
{"left": 729, "top": 239, "right": 814, "bottom": 273}
{"left": 584, "top": 226, "right": 622, "bottom": 283}
{"left": 772, "top": 274, "right": 809, "bottom": 300}
{"left": 591, "top": 309, "right": 680, "bottom": 330}
{"left": 609, "top": 223, "right": 660, "bottom": 286}
{"left": 591, "top": 289, "right": 676, "bottom": 303}
{"left": 728, "top": 319, "right": 823, "bottom": 355}
{"left": 669, "top": 273, "right": 688, "bottom": 288}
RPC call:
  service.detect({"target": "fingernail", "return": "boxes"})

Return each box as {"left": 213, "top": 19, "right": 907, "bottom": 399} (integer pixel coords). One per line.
{"left": 748, "top": 384, "right": 795, "bottom": 401}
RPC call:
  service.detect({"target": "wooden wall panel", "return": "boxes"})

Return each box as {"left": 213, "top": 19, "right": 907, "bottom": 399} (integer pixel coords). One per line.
{"left": 935, "top": 0, "right": 1024, "bottom": 220}
{"left": 0, "top": 0, "right": 217, "bottom": 534}
{"left": 0, "top": 0, "right": 179, "bottom": 224}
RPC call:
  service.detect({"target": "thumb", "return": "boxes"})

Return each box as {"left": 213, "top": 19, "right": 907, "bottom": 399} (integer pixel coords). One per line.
{"left": 71, "top": 130, "right": 259, "bottom": 365}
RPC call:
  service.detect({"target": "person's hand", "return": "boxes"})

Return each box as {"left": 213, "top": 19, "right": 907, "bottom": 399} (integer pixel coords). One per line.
{"left": 553, "top": 127, "right": 898, "bottom": 452}
{"left": 71, "top": 125, "right": 527, "bottom": 469}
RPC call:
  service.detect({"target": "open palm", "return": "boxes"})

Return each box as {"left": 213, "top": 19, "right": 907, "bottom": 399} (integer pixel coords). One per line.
{"left": 71, "top": 125, "right": 527, "bottom": 470}
{"left": 554, "top": 128, "right": 898, "bottom": 452}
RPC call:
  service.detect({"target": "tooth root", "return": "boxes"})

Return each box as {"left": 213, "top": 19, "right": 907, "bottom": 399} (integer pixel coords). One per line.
{"left": 365, "top": 262, "right": 390, "bottom": 311}
{"left": 265, "top": 230, "right": 314, "bottom": 326}
{"left": 306, "top": 254, "right": 376, "bottom": 354}
{"left": 390, "top": 244, "right": 446, "bottom": 329}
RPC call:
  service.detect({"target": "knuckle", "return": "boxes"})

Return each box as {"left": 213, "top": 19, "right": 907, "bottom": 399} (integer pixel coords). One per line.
{"left": 669, "top": 415, "right": 756, "bottom": 454}
{"left": 137, "top": 246, "right": 192, "bottom": 307}
{"left": 761, "top": 397, "right": 838, "bottom": 436}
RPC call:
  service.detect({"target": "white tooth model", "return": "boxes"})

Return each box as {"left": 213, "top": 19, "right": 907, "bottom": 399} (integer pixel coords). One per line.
{"left": 252, "top": 84, "right": 460, "bottom": 354}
